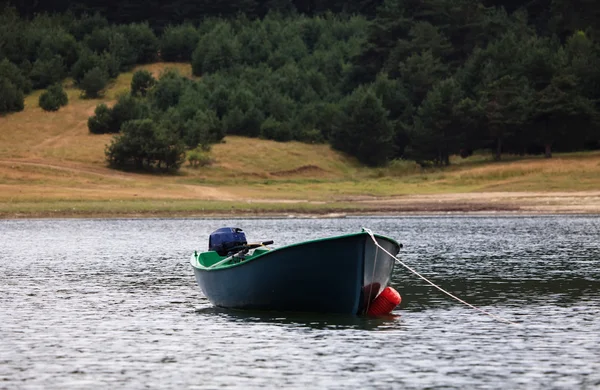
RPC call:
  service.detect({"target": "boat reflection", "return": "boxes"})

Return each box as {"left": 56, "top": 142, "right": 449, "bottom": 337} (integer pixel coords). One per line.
{"left": 194, "top": 306, "right": 402, "bottom": 330}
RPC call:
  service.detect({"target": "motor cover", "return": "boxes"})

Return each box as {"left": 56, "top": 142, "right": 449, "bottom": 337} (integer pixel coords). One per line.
{"left": 208, "top": 227, "right": 247, "bottom": 256}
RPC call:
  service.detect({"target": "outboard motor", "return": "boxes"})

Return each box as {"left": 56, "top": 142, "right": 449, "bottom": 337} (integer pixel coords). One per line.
{"left": 208, "top": 227, "right": 247, "bottom": 256}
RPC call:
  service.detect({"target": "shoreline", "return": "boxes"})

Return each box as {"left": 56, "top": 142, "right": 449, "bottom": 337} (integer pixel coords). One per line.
{"left": 2, "top": 192, "right": 600, "bottom": 219}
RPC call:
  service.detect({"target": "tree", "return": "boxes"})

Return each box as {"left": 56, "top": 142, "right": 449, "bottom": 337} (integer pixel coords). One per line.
{"left": 151, "top": 70, "right": 188, "bottom": 110}
{"left": 29, "top": 55, "right": 66, "bottom": 89}
{"left": 477, "top": 74, "right": 534, "bottom": 160}
{"left": 0, "top": 78, "right": 24, "bottom": 114}
{"left": 0, "top": 59, "right": 32, "bottom": 93}
{"left": 80, "top": 67, "right": 109, "bottom": 98}
{"left": 131, "top": 70, "right": 156, "bottom": 97}
{"left": 105, "top": 119, "right": 186, "bottom": 171}
{"left": 159, "top": 24, "right": 200, "bottom": 61}
{"left": 88, "top": 104, "right": 114, "bottom": 134}
{"left": 407, "top": 78, "right": 465, "bottom": 166}
{"left": 117, "top": 22, "right": 158, "bottom": 64}
{"left": 532, "top": 74, "right": 596, "bottom": 158}
{"left": 331, "top": 86, "right": 394, "bottom": 166}
{"left": 39, "top": 83, "right": 69, "bottom": 111}
{"left": 191, "top": 23, "right": 241, "bottom": 75}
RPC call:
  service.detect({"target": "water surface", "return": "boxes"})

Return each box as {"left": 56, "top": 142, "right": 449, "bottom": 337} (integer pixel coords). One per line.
{"left": 1, "top": 216, "right": 599, "bottom": 389}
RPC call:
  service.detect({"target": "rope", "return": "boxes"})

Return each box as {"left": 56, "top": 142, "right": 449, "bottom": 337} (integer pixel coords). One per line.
{"left": 363, "top": 228, "right": 519, "bottom": 326}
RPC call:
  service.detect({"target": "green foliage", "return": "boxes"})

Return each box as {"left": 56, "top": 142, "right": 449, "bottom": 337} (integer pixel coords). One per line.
{"left": 39, "top": 83, "right": 68, "bottom": 111}
{"left": 151, "top": 69, "right": 189, "bottom": 110}
{"left": 0, "top": 59, "right": 32, "bottom": 93}
{"left": 29, "top": 55, "right": 66, "bottom": 89}
{"left": 191, "top": 23, "right": 241, "bottom": 75}
{"left": 88, "top": 103, "right": 114, "bottom": 134}
{"left": 80, "top": 67, "right": 109, "bottom": 98}
{"left": 111, "top": 93, "right": 150, "bottom": 130}
{"left": 131, "top": 70, "right": 156, "bottom": 97}
{"left": 260, "top": 116, "right": 293, "bottom": 142}
{"left": 160, "top": 24, "right": 200, "bottom": 61}
{"left": 71, "top": 50, "right": 106, "bottom": 84}
{"left": 407, "top": 78, "right": 465, "bottom": 166}
{"left": 187, "top": 146, "right": 213, "bottom": 168}
{"left": 117, "top": 23, "right": 159, "bottom": 64}
{"left": 182, "top": 109, "right": 224, "bottom": 148}
{"left": 331, "top": 86, "right": 394, "bottom": 166}
{"left": 0, "top": 78, "right": 24, "bottom": 114}
{"left": 5, "top": 4, "right": 599, "bottom": 170}
{"left": 105, "top": 119, "right": 186, "bottom": 171}
{"left": 68, "top": 13, "right": 109, "bottom": 40}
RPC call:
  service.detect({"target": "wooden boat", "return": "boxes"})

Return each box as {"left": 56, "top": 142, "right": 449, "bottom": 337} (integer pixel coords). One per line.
{"left": 190, "top": 228, "right": 402, "bottom": 315}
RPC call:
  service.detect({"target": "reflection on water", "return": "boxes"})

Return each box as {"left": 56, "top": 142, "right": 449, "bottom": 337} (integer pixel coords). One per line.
{"left": 195, "top": 306, "right": 402, "bottom": 331}
{"left": 1, "top": 215, "right": 599, "bottom": 389}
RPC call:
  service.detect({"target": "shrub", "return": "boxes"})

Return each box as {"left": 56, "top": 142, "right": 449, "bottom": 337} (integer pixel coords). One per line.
{"left": 0, "top": 78, "right": 24, "bottom": 114}
{"left": 105, "top": 119, "right": 186, "bottom": 171}
{"left": 187, "top": 146, "right": 212, "bottom": 167}
{"left": 191, "top": 23, "right": 240, "bottom": 75}
{"left": 29, "top": 55, "right": 66, "bottom": 89}
{"left": 39, "top": 83, "right": 68, "bottom": 111}
{"left": 160, "top": 24, "right": 200, "bottom": 62}
{"left": 0, "top": 59, "right": 32, "bottom": 93}
{"left": 260, "top": 116, "right": 292, "bottom": 142}
{"left": 151, "top": 70, "right": 187, "bottom": 110}
{"left": 71, "top": 50, "right": 105, "bottom": 84}
{"left": 80, "top": 67, "right": 108, "bottom": 98}
{"left": 88, "top": 103, "right": 114, "bottom": 133}
{"left": 111, "top": 93, "right": 150, "bottom": 129}
{"left": 117, "top": 23, "right": 158, "bottom": 64}
{"left": 131, "top": 70, "right": 156, "bottom": 97}
{"left": 183, "top": 109, "right": 223, "bottom": 148}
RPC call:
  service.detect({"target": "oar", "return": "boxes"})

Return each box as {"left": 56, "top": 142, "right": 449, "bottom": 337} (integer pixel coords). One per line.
{"left": 208, "top": 240, "right": 274, "bottom": 269}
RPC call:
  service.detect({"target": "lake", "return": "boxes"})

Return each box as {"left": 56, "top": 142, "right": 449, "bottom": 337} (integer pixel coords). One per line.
{"left": 1, "top": 215, "right": 599, "bottom": 389}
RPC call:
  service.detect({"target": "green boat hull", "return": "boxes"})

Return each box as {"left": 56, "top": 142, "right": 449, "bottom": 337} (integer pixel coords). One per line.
{"left": 190, "top": 231, "right": 401, "bottom": 315}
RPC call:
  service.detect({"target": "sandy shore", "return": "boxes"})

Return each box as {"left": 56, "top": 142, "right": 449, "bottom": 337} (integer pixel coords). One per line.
{"left": 351, "top": 191, "right": 600, "bottom": 215}
{"left": 2, "top": 191, "right": 600, "bottom": 219}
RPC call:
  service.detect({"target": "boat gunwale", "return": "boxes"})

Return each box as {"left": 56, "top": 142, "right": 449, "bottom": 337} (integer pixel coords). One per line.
{"left": 190, "top": 231, "right": 400, "bottom": 271}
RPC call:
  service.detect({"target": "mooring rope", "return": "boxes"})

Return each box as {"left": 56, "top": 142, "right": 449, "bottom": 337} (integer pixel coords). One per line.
{"left": 363, "top": 228, "right": 519, "bottom": 325}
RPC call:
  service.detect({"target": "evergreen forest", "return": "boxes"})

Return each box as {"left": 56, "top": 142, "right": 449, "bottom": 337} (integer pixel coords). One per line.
{"left": 1, "top": 0, "right": 599, "bottom": 170}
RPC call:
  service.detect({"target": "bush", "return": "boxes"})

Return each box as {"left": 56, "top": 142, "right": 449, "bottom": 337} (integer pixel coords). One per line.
{"left": 183, "top": 109, "right": 223, "bottom": 148}
{"left": 80, "top": 67, "right": 108, "bottom": 98}
{"left": 71, "top": 50, "right": 105, "bottom": 84}
{"left": 29, "top": 55, "right": 66, "bottom": 89}
{"left": 0, "top": 59, "right": 32, "bottom": 93}
{"left": 88, "top": 103, "right": 114, "bottom": 133}
{"left": 187, "top": 146, "right": 212, "bottom": 167}
{"left": 105, "top": 119, "right": 186, "bottom": 171}
{"left": 39, "top": 83, "right": 68, "bottom": 111}
{"left": 111, "top": 93, "right": 150, "bottom": 129}
{"left": 151, "top": 70, "right": 187, "bottom": 110}
{"left": 160, "top": 24, "right": 200, "bottom": 61}
{"left": 117, "top": 23, "right": 158, "bottom": 64}
{"left": 131, "top": 70, "right": 156, "bottom": 97}
{"left": 260, "top": 116, "right": 292, "bottom": 142}
{"left": 191, "top": 23, "right": 240, "bottom": 75}
{"left": 0, "top": 78, "right": 24, "bottom": 114}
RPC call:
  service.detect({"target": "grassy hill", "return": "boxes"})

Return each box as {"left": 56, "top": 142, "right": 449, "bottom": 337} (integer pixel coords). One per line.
{"left": 1, "top": 63, "right": 600, "bottom": 218}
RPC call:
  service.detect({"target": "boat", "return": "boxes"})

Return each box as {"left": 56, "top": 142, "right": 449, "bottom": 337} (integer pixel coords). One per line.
{"left": 190, "top": 227, "right": 402, "bottom": 315}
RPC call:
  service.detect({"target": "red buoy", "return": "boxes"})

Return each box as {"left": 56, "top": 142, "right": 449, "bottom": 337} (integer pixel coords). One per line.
{"left": 367, "top": 286, "right": 401, "bottom": 316}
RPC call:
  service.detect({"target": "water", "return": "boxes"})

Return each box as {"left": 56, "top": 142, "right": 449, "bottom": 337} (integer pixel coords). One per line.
{"left": 1, "top": 216, "right": 599, "bottom": 389}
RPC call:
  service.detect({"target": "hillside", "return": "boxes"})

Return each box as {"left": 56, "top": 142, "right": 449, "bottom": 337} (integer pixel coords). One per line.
{"left": 1, "top": 63, "right": 600, "bottom": 218}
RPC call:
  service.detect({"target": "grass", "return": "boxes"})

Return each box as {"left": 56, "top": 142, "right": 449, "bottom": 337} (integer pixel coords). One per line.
{"left": 1, "top": 62, "right": 600, "bottom": 217}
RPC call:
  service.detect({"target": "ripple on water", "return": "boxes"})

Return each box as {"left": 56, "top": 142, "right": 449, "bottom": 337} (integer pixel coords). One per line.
{"left": 1, "top": 216, "right": 599, "bottom": 389}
